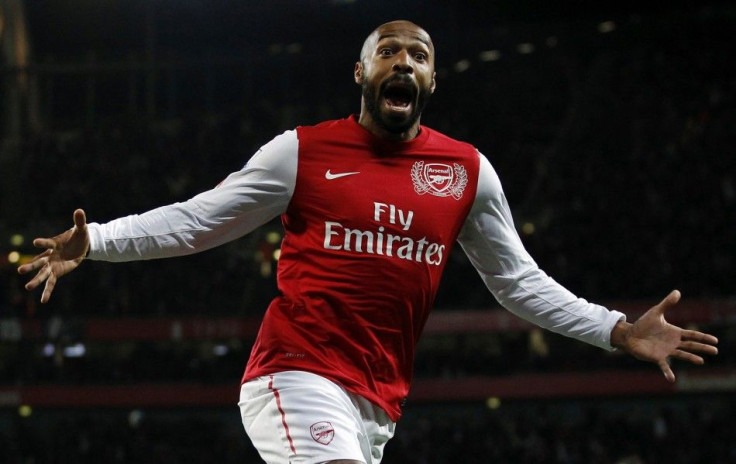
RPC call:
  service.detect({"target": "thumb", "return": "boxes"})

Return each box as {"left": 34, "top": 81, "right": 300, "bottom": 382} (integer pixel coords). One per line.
{"left": 653, "top": 289, "right": 681, "bottom": 316}
{"left": 73, "top": 209, "right": 87, "bottom": 230}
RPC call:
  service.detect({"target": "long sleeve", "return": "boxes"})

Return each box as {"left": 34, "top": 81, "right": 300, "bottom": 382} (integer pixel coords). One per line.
{"left": 87, "top": 130, "right": 299, "bottom": 262}
{"left": 457, "top": 153, "right": 625, "bottom": 350}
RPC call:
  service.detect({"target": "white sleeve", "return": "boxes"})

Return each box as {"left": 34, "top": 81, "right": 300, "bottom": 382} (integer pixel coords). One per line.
{"left": 457, "top": 153, "right": 625, "bottom": 350}
{"left": 87, "top": 130, "right": 298, "bottom": 262}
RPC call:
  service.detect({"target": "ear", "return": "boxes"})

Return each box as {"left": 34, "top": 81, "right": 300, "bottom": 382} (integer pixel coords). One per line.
{"left": 430, "top": 71, "right": 437, "bottom": 94}
{"left": 354, "top": 61, "right": 364, "bottom": 85}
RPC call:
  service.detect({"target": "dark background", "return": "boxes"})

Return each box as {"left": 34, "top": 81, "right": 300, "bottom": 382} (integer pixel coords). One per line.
{"left": 1, "top": 1, "right": 735, "bottom": 462}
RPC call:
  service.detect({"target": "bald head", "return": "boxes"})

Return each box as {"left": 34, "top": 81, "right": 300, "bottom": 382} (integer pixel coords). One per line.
{"left": 354, "top": 20, "right": 436, "bottom": 140}
{"left": 359, "top": 20, "right": 434, "bottom": 63}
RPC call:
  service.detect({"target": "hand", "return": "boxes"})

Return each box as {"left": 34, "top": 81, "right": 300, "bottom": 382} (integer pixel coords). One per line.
{"left": 611, "top": 290, "right": 719, "bottom": 382}
{"left": 18, "top": 209, "right": 90, "bottom": 303}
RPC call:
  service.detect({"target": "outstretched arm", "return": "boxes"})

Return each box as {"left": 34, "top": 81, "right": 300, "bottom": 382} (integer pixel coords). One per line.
{"left": 19, "top": 130, "right": 298, "bottom": 303}
{"left": 460, "top": 154, "right": 719, "bottom": 379}
{"left": 610, "top": 290, "right": 719, "bottom": 382}
{"left": 18, "top": 209, "right": 90, "bottom": 303}
{"left": 458, "top": 154, "right": 626, "bottom": 350}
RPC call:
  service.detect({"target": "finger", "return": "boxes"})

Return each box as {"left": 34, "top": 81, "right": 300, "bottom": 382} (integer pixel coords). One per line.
{"left": 32, "top": 237, "right": 57, "bottom": 250}
{"left": 24, "top": 277, "right": 41, "bottom": 291}
{"left": 32, "top": 248, "right": 54, "bottom": 261}
{"left": 41, "top": 274, "right": 57, "bottom": 304}
{"left": 17, "top": 251, "right": 52, "bottom": 275}
{"left": 670, "top": 349, "right": 704, "bottom": 365}
{"left": 652, "top": 289, "right": 681, "bottom": 316}
{"left": 682, "top": 329, "right": 719, "bottom": 346}
{"left": 24, "top": 265, "right": 51, "bottom": 291}
{"left": 18, "top": 254, "right": 50, "bottom": 276}
{"left": 679, "top": 340, "right": 719, "bottom": 356}
{"left": 73, "top": 208, "right": 87, "bottom": 229}
{"left": 17, "top": 263, "right": 33, "bottom": 275}
{"left": 659, "top": 359, "right": 675, "bottom": 383}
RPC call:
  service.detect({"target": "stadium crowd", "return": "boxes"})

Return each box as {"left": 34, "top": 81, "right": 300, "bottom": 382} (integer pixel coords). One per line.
{"left": 1, "top": 2, "right": 735, "bottom": 463}
{"left": 2, "top": 396, "right": 735, "bottom": 463}
{"left": 1, "top": 323, "right": 733, "bottom": 386}
{"left": 2, "top": 4, "right": 735, "bottom": 318}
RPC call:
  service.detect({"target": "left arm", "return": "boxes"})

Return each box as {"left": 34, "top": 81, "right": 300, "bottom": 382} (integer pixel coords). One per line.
{"left": 458, "top": 153, "right": 718, "bottom": 379}
{"left": 458, "top": 153, "right": 624, "bottom": 350}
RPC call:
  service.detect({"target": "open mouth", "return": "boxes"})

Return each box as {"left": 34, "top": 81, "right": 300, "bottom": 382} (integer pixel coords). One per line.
{"left": 381, "top": 80, "right": 416, "bottom": 111}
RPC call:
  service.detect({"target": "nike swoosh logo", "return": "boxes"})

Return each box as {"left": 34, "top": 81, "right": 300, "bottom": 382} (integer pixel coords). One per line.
{"left": 325, "top": 170, "right": 360, "bottom": 180}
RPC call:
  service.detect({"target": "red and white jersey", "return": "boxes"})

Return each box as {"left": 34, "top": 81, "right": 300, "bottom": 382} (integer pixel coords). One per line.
{"left": 244, "top": 117, "right": 479, "bottom": 419}
{"left": 88, "top": 116, "right": 624, "bottom": 420}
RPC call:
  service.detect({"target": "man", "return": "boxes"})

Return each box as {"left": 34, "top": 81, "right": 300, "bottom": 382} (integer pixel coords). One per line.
{"left": 19, "top": 20, "right": 718, "bottom": 464}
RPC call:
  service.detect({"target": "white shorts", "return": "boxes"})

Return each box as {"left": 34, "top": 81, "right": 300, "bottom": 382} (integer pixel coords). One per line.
{"left": 239, "top": 371, "right": 396, "bottom": 464}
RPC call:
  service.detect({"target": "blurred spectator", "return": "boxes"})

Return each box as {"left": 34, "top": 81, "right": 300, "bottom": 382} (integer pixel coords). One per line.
{"left": 1, "top": 4, "right": 734, "bottom": 463}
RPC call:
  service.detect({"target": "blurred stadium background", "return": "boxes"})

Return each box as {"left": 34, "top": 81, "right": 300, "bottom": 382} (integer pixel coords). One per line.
{"left": 1, "top": 0, "right": 735, "bottom": 462}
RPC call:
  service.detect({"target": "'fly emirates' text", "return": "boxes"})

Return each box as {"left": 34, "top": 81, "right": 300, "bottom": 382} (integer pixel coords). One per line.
{"left": 323, "top": 202, "right": 446, "bottom": 265}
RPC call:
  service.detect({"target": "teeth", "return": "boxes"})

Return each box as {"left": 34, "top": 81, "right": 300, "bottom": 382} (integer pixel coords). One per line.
{"left": 384, "top": 91, "right": 412, "bottom": 104}
{"left": 386, "top": 98, "right": 410, "bottom": 109}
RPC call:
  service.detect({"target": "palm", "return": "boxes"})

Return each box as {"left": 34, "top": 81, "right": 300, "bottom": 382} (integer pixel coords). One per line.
{"left": 626, "top": 310, "right": 679, "bottom": 362}
{"left": 621, "top": 290, "right": 719, "bottom": 382}
{"left": 18, "top": 209, "right": 90, "bottom": 303}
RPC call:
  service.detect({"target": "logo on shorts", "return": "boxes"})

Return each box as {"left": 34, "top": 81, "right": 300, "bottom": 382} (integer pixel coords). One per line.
{"left": 411, "top": 161, "right": 468, "bottom": 200}
{"left": 310, "top": 421, "right": 335, "bottom": 445}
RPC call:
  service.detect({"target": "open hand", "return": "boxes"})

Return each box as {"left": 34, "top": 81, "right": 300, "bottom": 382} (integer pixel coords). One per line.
{"left": 18, "top": 209, "right": 90, "bottom": 303}
{"left": 612, "top": 290, "right": 719, "bottom": 382}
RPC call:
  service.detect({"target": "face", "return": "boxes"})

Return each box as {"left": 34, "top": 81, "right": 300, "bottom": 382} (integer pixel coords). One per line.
{"left": 356, "top": 21, "right": 436, "bottom": 136}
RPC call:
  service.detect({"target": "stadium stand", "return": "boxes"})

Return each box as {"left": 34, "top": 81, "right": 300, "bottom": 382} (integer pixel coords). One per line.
{"left": 1, "top": 1, "right": 734, "bottom": 462}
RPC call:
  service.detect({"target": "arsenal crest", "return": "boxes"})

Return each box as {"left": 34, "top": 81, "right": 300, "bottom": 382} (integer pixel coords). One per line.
{"left": 411, "top": 161, "right": 468, "bottom": 200}
{"left": 310, "top": 421, "right": 335, "bottom": 445}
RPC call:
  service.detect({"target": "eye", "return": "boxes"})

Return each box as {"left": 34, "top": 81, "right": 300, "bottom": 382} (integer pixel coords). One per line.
{"left": 414, "top": 52, "right": 428, "bottom": 62}
{"left": 379, "top": 48, "right": 394, "bottom": 56}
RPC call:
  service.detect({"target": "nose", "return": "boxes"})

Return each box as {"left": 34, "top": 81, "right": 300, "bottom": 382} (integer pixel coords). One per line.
{"left": 392, "top": 50, "right": 413, "bottom": 74}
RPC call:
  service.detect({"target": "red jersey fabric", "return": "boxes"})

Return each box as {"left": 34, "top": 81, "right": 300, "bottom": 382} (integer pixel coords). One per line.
{"left": 242, "top": 116, "right": 480, "bottom": 420}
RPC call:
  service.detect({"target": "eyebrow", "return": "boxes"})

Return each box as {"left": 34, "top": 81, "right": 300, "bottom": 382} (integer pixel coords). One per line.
{"left": 376, "top": 33, "right": 431, "bottom": 49}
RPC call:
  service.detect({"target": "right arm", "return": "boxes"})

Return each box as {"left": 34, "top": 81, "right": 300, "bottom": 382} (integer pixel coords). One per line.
{"left": 19, "top": 130, "right": 299, "bottom": 301}
{"left": 88, "top": 130, "right": 298, "bottom": 261}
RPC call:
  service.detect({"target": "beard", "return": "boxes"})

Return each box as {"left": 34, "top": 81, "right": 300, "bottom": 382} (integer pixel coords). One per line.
{"left": 362, "top": 74, "right": 432, "bottom": 134}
